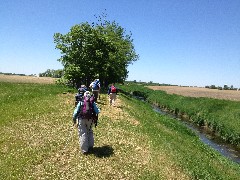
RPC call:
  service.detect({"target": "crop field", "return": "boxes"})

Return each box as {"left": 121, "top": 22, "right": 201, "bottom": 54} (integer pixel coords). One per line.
{"left": 0, "top": 74, "right": 57, "bottom": 84}
{"left": 147, "top": 86, "right": 240, "bottom": 101}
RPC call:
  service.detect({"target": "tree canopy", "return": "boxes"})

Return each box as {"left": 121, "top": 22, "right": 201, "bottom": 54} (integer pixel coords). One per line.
{"left": 53, "top": 15, "right": 139, "bottom": 88}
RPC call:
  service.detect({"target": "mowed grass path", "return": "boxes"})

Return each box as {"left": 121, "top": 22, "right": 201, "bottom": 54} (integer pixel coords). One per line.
{"left": 1, "top": 80, "right": 239, "bottom": 179}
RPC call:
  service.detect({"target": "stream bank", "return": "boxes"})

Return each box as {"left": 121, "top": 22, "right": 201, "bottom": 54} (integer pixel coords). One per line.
{"left": 133, "top": 95, "right": 240, "bottom": 164}
{"left": 152, "top": 105, "right": 240, "bottom": 164}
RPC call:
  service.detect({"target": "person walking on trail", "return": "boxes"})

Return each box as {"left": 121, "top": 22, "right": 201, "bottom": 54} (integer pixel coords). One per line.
{"left": 75, "top": 85, "right": 87, "bottom": 106}
{"left": 89, "top": 79, "right": 100, "bottom": 101}
{"left": 108, "top": 83, "right": 117, "bottom": 106}
{"left": 89, "top": 79, "right": 101, "bottom": 101}
{"left": 72, "top": 91, "right": 100, "bottom": 154}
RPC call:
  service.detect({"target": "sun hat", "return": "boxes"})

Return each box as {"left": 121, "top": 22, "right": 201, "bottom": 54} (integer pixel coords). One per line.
{"left": 84, "top": 91, "right": 91, "bottom": 98}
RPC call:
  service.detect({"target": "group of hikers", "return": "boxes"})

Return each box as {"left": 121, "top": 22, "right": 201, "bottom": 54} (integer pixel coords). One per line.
{"left": 72, "top": 79, "right": 117, "bottom": 154}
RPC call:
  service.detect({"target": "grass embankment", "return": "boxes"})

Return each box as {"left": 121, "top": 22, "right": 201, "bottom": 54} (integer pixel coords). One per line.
{"left": 120, "top": 83, "right": 240, "bottom": 148}
{"left": 0, "top": 81, "right": 240, "bottom": 179}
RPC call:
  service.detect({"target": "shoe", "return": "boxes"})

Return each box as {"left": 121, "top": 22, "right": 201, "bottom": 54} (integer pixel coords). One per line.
{"left": 82, "top": 151, "right": 88, "bottom": 155}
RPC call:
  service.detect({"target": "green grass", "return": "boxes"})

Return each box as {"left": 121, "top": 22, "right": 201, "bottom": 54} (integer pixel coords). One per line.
{"left": 0, "top": 82, "right": 73, "bottom": 125}
{"left": 120, "top": 93, "right": 240, "bottom": 179}
{"left": 0, "top": 82, "right": 73, "bottom": 179}
{"left": 119, "top": 83, "right": 240, "bottom": 147}
{"left": 0, "top": 81, "right": 240, "bottom": 179}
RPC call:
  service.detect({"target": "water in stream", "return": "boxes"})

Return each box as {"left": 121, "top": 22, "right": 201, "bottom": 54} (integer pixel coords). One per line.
{"left": 152, "top": 105, "right": 240, "bottom": 164}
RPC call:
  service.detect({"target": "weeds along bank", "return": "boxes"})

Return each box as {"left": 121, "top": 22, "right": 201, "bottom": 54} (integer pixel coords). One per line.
{"left": 0, "top": 81, "right": 240, "bottom": 179}
{"left": 119, "top": 83, "right": 240, "bottom": 148}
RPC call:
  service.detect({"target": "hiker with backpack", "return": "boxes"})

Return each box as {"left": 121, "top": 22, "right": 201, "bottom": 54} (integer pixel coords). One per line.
{"left": 72, "top": 91, "right": 100, "bottom": 154}
{"left": 108, "top": 83, "right": 117, "bottom": 106}
{"left": 89, "top": 79, "right": 100, "bottom": 101}
{"left": 75, "top": 85, "right": 87, "bottom": 106}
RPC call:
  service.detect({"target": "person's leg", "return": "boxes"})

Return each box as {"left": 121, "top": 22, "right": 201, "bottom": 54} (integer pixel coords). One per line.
{"left": 112, "top": 93, "right": 116, "bottom": 105}
{"left": 109, "top": 93, "right": 113, "bottom": 105}
{"left": 86, "top": 119, "right": 94, "bottom": 150}
{"left": 88, "top": 129, "right": 94, "bottom": 149}
{"left": 92, "top": 91, "right": 99, "bottom": 101}
{"left": 78, "top": 118, "right": 89, "bottom": 153}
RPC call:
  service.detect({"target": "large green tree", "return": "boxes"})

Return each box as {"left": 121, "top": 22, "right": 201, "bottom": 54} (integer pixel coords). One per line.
{"left": 53, "top": 15, "right": 139, "bottom": 88}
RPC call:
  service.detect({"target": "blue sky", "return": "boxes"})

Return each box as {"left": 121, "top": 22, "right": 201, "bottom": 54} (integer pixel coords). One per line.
{"left": 1, "top": 0, "right": 240, "bottom": 87}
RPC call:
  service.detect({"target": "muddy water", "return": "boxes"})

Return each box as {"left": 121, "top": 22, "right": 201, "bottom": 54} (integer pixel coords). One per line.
{"left": 152, "top": 105, "right": 240, "bottom": 164}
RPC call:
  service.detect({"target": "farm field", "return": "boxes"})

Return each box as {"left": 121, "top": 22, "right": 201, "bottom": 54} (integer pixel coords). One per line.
{"left": 0, "top": 74, "right": 57, "bottom": 84}
{"left": 147, "top": 86, "right": 240, "bottom": 101}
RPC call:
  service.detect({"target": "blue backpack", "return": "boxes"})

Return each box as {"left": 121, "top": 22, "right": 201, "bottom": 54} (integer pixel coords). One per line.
{"left": 92, "top": 80, "right": 100, "bottom": 90}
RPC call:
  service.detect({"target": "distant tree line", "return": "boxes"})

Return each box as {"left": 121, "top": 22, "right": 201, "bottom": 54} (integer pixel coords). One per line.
{"left": 39, "top": 69, "right": 63, "bottom": 78}
{"left": 125, "top": 80, "right": 178, "bottom": 87}
{"left": 0, "top": 72, "right": 35, "bottom": 76}
{"left": 205, "top": 84, "right": 238, "bottom": 90}
{"left": 126, "top": 80, "right": 239, "bottom": 90}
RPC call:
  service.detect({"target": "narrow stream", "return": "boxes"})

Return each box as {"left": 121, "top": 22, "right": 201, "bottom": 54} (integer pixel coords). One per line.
{"left": 152, "top": 105, "right": 240, "bottom": 164}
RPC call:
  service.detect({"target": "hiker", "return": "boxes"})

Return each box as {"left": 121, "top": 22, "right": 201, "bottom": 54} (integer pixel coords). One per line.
{"left": 89, "top": 79, "right": 100, "bottom": 101}
{"left": 75, "top": 85, "right": 87, "bottom": 106}
{"left": 108, "top": 83, "right": 117, "bottom": 106}
{"left": 72, "top": 91, "right": 100, "bottom": 154}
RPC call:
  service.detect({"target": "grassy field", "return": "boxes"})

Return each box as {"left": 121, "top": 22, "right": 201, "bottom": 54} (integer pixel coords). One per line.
{"left": 0, "top": 76, "right": 240, "bottom": 179}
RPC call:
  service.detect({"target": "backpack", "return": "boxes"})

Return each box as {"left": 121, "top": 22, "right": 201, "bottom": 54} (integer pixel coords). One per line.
{"left": 111, "top": 85, "right": 117, "bottom": 93}
{"left": 80, "top": 95, "right": 96, "bottom": 119}
{"left": 92, "top": 80, "right": 100, "bottom": 90}
{"left": 75, "top": 94, "right": 83, "bottom": 106}
{"left": 75, "top": 88, "right": 86, "bottom": 106}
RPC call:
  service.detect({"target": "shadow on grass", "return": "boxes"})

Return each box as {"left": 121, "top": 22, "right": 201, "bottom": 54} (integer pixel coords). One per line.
{"left": 96, "top": 101, "right": 107, "bottom": 105}
{"left": 89, "top": 145, "right": 114, "bottom": 158}
{"left": 95, "top": 95, "right": 107, "bottom": 105}
{"left": 115, "top": 104, "right": 124, "bottom": 109}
